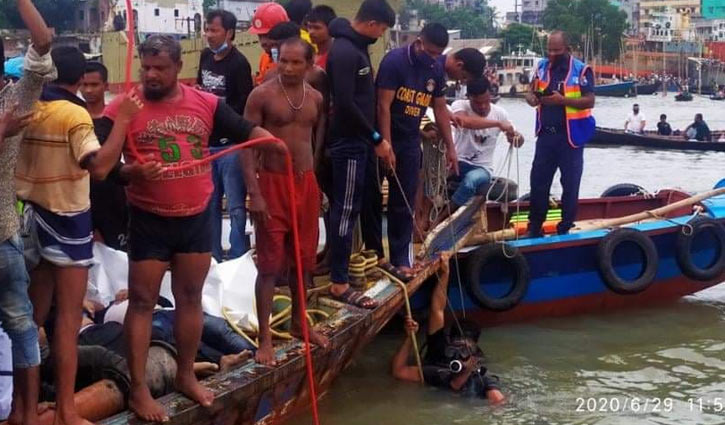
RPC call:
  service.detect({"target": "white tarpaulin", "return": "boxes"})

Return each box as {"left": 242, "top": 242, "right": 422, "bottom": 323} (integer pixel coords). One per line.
{"left": 87, "top": 243, "right": 260, "bottom": 331}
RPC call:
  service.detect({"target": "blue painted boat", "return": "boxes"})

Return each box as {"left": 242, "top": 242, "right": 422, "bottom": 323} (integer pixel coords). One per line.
{"left": 594, "top": 81, "right": 635, "bottom": 97}
{"left": 414, "top": 180, "right": 725, "bottom": 327}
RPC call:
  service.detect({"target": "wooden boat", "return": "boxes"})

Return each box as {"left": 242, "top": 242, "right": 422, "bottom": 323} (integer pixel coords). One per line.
{"left": 593, "top": 81, "right": 635, "bottom": 97}
{"left": 20, "top": 215, "right": 471, "bottom": 425}
{"left": 634, "top": 81, "right": 660, "bottom": 95}
{"left": 412, "top": 180, "right": 725, "bottom": 328}
{"left": 675, "top": 92, "right": 694, "bottom": 101}
{"left": 589, "top": 128, "right": 725, "bottom": 152}
{"left": 710, "top": 94, "right": 725, "bottom": 101}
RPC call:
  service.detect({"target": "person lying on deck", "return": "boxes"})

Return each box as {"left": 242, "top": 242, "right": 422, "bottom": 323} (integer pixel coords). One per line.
{"left": 391, "top": 253, "right": 505, "bottom": 403}
{"left": 78, "top": 291, "right": 253, "bottom": 373}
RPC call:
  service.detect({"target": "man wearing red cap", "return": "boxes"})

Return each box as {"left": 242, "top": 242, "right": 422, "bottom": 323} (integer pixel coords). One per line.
{"left": 248, "top": 2, "right": 289, "bottom": 85}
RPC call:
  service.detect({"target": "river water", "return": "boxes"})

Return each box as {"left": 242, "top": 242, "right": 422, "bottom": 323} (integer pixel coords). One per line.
{"left": 290, "top": 94, "right": 725, "bottom": 425}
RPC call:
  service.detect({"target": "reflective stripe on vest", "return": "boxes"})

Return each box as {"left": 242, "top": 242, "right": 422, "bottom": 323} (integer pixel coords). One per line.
{"left": 534, "top": 56, "right": 595, "bottom": 147}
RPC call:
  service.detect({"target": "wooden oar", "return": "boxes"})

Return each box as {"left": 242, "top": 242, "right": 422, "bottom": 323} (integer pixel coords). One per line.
{"left": 468, "top": 187, "right": 725, "bottom": 245}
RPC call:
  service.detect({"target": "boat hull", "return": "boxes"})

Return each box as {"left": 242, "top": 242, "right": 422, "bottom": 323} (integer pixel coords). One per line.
{"left": 590, "top": 128, "right": 725, "bottom": 152}
{"left": 443, "top": 221, "right": 725, "bottom": 328}
{"left": 593, "top": 81, "right": 635, "bottom": 97}
{"left": 412, "top": 190, "right": 725, "bottom": 328}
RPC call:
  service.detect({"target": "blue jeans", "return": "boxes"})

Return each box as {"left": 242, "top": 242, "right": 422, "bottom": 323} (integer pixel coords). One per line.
{"left": 0, "top": 234, "right": 40, "bottom": 368}
{"left": 151, "top": 310, "right": 255, "bottom": 364}
{"left": 451, "top": 161, "right": 492, "bottom": 207}
{"left": 210, "top": 145, "right": 249, "bottom": 261}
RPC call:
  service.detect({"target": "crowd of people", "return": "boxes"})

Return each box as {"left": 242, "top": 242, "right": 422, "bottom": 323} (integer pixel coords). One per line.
{"left": 0, "top": 0, "right": 603, "bottom": 422}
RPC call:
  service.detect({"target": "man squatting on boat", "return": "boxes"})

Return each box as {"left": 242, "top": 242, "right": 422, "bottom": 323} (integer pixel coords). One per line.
{"left": 0, "top": 0, "right": 598, "bottom": 419}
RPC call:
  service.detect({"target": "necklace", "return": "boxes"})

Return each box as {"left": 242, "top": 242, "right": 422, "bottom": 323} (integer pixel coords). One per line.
{"left": 278, "top": 75, "right": 307, "bottom": 111}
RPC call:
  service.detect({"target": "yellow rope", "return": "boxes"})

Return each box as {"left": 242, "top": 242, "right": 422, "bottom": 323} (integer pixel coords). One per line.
{"left": 222, "top": 307, "right": 259, "bottom": 348}
{"left": 375, "top": 266, "right": 425, "bottom": 384}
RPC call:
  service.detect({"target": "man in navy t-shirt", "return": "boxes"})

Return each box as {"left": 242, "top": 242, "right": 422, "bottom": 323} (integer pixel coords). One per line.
{"left": 371, "top": 23, "right": 455, "bottom": 271}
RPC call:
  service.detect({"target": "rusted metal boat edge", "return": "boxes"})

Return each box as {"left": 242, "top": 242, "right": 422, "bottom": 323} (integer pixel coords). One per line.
{"left": 100, "top": 262, "right": 440, "bottom": 425}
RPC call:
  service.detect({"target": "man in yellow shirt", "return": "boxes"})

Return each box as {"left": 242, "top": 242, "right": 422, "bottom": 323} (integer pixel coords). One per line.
{"left": 16, "top": 46, "right": 142, "bottom": 425}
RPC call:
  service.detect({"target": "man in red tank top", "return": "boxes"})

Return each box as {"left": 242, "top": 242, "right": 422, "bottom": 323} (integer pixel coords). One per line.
{"left": 102, "top": 35, "right": 273, "bottom": 422}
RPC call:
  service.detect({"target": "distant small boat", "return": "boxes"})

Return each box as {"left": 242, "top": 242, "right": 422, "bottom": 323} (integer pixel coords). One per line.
{"left": 710, "top": 94, "right": 725, "bottom": 101}
{"left": 594, "top": 81, "right": 635, "bottom": 97}
{"left": 590, "top": 128, "right": 725, "bottom": 152}
{"left": 634, "top": 82, "right": 660, "bottom": 95}
{"left": 675, "top": 92, "right": 693, "bottom": 102}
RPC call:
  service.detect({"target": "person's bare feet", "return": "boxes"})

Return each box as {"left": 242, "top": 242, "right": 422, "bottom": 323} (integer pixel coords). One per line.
{"left": 219, "top": 350, "right": 252, "bottom": 372}
{"left": 129, "top": 384, "right": 169, "bottom": 422}
{"left": 292, "top": 328, "right": 330, "bottom": 351}
{"left": 193, "top": 362, "right": 219, "bottom": 378}
{"left": 175, "top": 373, "right": 214, "bottom": 408}
{"left": 255, "top": 340, "right": 277, "bottom": 366}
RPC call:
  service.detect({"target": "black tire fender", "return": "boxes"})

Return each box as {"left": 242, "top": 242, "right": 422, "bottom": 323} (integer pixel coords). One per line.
{"left": 600, "top": 183, "right": 649, "bottom": 198}
{"left": 465, "top": 243, "right": 530, "bottom": 311}
{"left": 597, "top": 228, "right": 659, "bottom": 294}
{"left": 676, "top": 216, "right": 725, "bottom": 281}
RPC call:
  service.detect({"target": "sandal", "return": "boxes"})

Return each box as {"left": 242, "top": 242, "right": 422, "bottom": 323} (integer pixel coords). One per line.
{"left": 376, "top": 262, "right": 414, "bottom": 283}
{"left": 330, "top": 287, "right": 378, "bottom": 309}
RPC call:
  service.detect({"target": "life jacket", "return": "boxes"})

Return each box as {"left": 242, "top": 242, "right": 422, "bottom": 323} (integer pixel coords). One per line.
{"left": 535, "top": 56, "right": 596, "bottom": 148}
{"left": 255, "top": 52, "right": 276, "bottom": 86}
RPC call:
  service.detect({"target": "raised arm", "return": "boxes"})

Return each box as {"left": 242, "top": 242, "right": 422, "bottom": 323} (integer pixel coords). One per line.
{"left": 18, "top": 0, "right": 52, "bottom": 55}
{"left": 391, "top": 318, "right": 424, "bottom": 383}
{"left": 428, "top": 252, "right": 452, "bottom": 336}
{"left": 84, "top": 93, "right": 143, "bottom": 180}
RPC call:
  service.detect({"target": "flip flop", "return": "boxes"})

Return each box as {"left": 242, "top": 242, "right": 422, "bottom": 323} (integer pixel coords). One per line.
{"left": 330, "top": 287, "right": 378, "bottom": 309}
{"left": 377, "top": 262, "right": 414, "bottom": 283}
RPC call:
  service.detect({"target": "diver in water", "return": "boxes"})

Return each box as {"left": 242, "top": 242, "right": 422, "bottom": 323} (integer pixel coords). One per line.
{"left": 391, "top": 253, "right": 505, "bottom": 402}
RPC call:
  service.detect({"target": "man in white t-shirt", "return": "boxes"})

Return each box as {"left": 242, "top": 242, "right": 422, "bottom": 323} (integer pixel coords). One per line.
{"left": 624, "top": 104, "right": 646, "bottom": 134}
{"left": 449, "top": 77, "right": 522, "bottom": 210}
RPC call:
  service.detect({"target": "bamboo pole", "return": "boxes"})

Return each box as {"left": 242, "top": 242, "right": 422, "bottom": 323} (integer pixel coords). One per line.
{"left": 468, "top": 188, "right": 725, "bottom": 246}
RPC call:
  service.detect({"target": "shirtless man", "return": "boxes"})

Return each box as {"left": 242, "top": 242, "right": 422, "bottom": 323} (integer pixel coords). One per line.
{"left": 243, "top": 38, "right": 329, "bottom": 366}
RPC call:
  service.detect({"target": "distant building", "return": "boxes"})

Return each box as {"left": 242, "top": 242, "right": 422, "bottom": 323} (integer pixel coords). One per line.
{"left": 111, "top": 0, "right": 204, "bottom": 36}
{"left": 610, "top": 0, "right": 640, "bottom": 35}
{"left": 693, "top": 16, "right": 725, "bottom": 41}
{"left": 702, "top": 0, "right": 725, "bottom": 19}
{"left": 639, "top": 0, "right": 699, "bottom": 41}
{"left": 215, "top": 0, "right": 268, "bottom": 24}
{"left": 519, "top": 0, "right": 547, "bottom": 26}
{"left": 423, "top": 0, "right": 480, "bottom": 9}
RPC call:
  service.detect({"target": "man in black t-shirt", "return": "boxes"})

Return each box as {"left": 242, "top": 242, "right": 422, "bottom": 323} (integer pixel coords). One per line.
{"left": 657, "top": 114, "right": 672, "bottom": 136}
{"left": 198, "top": 10, "right": 254, "bottom": 261}
{"left": 82, "top": 62, "right": 129, "bottom": 251}
{"left": 391, "top": 253, "right": 505, "bottom": 402}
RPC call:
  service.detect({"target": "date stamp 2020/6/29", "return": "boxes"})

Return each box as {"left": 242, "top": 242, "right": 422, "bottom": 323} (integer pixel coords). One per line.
{"left": 575, "top": 397, "right": 675, "bottom": 413}
{"left": 575, "top": 397, "right": 725, "bottom": 413}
